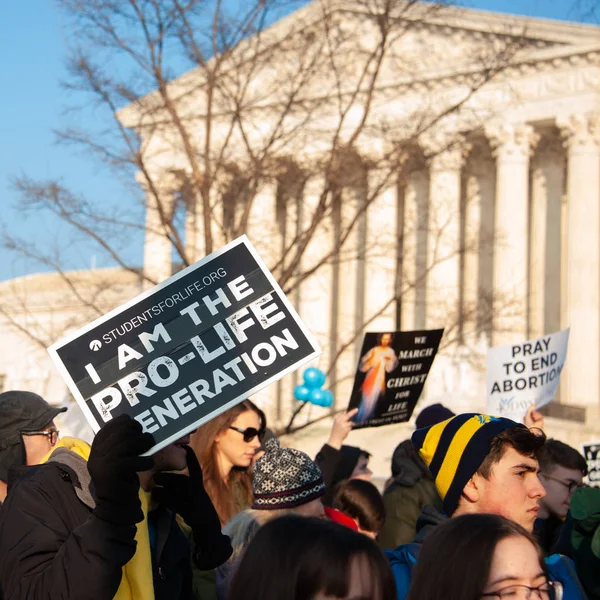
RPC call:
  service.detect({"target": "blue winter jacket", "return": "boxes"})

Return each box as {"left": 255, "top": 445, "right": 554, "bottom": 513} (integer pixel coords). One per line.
{"left": 385, "top": 506, "right": 588, "bottom": 600}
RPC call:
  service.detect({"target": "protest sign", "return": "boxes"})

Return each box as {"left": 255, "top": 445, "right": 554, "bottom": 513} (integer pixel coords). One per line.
{"left": 486, "top": 328, "right": 570, "bottom": 423}
{"left": 347, "top": 329, "right": 444, "bottom": 429}
{"left": 582, "top": 442, "right": 600, "bottom": 488}
{"left": 48, "top": 236, "right": 321, "bottom": 454}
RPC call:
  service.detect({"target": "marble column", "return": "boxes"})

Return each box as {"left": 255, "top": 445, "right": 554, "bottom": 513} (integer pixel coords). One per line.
{"left": 529, "top": 134, "right": 565, "bottom": 338}
{"left": 400, "top": 167, "right": 429, "bottom": 331}
{"left": 485, "top": 123, "right": 539, "bottom": 345}
{"left": 423, "top": 139, "right": 465, "bottom": 331}
{"left": 558, "top": 114, "right": 600, "bottom": 409}
{"left": 462, "top": 140, "right": 496, "bottom": 341}
{"left": 181, "top": 178, "right": 203, "bottom": 264}
{"left": 141, "top": 173, "right": 176, "bottom": 288}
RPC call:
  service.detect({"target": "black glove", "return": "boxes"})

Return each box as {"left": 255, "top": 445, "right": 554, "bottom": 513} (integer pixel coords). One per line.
{"left": 153, "top": 446, "right": 232, "bottom": 569}
{"left": 88, "top": 414, "right": 154, "bottom": 526}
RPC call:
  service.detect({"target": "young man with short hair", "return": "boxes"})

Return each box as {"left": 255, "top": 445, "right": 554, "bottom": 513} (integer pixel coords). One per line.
{"left": 536, "top": 439, "right": 588, "bottom": 554}
{"left": 386, "top": 413, "right": 587, "bottom": 600}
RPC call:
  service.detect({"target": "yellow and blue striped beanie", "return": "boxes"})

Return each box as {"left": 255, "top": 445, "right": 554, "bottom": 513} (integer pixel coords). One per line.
{"left": 411, "top": 413, "right": 524, "bottom": 516}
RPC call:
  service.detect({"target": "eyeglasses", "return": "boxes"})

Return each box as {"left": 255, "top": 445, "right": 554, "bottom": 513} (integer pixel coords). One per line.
{"left": 542, "top": 473, "right": 583, "bottom": 494}
{"left": 229, "top": 426, "right": 265, "bottom": 443}
{"left": 22, "top": 429, "right": 60, "bottom": 446}
{"left": 481, "top": 581, "right": 562, "bottom": 600}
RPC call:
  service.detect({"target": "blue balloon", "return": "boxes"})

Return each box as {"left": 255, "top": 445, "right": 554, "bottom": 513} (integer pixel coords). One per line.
{"left": 309, "top": 388, "right": 325, "bottom": 406}
{"left": 320, "top": 389, "right": 334, "bottom": 408}
{"left": 294, "top": 384, "right": 311, "bottom": 402}
{"left": 303, "top": 367, "right": 326, "bottom": 389}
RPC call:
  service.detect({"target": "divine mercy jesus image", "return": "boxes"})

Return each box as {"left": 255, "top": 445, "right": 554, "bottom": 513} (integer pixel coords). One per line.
{"left": 355, "top": 332, "right": 399, "bottom": 422}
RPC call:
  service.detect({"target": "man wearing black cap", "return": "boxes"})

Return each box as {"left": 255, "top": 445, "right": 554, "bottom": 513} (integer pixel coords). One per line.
{"left": 0, "top": 390, "right": 67, "bottom": 504}
{"left": 0, "top": 412, "right": 232, "bottom": 599}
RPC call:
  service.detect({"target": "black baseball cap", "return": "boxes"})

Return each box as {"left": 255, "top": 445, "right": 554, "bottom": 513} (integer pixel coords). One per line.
{"left": 0, "top": 391, "right": 67, "bottom": 482}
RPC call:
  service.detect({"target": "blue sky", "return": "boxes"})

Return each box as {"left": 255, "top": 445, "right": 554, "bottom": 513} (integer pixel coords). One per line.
{"left": 0, "top": 0, "right": 595, "bottom": 282}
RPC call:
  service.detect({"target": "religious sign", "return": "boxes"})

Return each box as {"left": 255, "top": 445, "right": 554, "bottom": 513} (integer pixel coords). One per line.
{"left": 486, "top": 328, "right": 570, "bottom": 423}
{"left": 348, "top": 329, "right": 444, "bottom": 429}
{"left": 48, "top": 236, "right": 321, "bottom": 454}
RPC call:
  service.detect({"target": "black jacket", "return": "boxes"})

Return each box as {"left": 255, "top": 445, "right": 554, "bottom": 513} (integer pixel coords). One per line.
{"left": 0, "top": 457, "right": 192, "bottom": 600}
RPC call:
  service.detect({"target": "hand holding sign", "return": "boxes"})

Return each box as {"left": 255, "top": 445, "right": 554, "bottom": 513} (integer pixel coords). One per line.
{"left": 524, "top": 406, "right": 545, "bottom": 431}
{"left": 87, "top": 414, "right": 154, "bottom": 526}
{"left": 327, "top": 408, "right": 358, "bottom": 450}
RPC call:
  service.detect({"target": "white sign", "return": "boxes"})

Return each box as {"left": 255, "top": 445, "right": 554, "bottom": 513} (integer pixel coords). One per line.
{"left": 486, "top": 328, "right": 570, "bottom": 423}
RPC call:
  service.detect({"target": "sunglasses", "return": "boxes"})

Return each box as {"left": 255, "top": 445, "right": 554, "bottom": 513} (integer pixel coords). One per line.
{"left": 229, "top": 425, "right": 265, "bottom": 443}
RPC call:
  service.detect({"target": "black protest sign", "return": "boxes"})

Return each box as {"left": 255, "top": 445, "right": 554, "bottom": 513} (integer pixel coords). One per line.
{"left": 582, "top": 443, "right": 600, "bottom": 488}
{"left": 347, "top": 329, "right": 443, "bottom": 429}
{"left": 48, "top": 236, "right": 321, "bottom": 454}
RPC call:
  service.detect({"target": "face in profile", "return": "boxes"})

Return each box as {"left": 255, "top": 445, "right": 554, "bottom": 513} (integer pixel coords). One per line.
{"left": 471, "top": 447, "right": 546, "bottom": 532}
{"left": 481, "top": 535, "right": 550, "bottom": 599}
{"left": 215, "top": 409, "right": 262, "bottom": 469}
{"left": 292, "top": 498, "right": 325, "bottom": 519}
{"left": 22, "top": 420, "right": 59, "bottom": 465}
{"left": 153, "top": 430, "right": 194, "bottom": 472}
{"left": 351, "top": 454, "right": 373, "bottom": 482}
{"left": 540, "top": 465, "right": 584, "bottom": 519}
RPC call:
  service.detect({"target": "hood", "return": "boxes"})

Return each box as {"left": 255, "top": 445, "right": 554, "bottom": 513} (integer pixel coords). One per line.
{"left": 332, "top": 445, "right": 364, "bottom": 485}
{"left": 413, "top": 505, "right": 447, "bottom": 544}
{"left": 390, "top": 440, "right": 432, "bottom": 487}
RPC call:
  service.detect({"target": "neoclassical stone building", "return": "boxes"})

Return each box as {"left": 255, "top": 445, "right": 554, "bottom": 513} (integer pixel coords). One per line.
{"left": 1, "top": 2, "right": 599, "bottom": 469}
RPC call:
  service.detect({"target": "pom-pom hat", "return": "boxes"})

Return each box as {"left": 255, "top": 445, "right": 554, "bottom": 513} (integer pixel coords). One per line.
{"left": 252, "top": 438, "right": 326, "bottom": 510}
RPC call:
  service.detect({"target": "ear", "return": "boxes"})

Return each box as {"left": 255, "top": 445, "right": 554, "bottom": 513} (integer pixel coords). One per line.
{"left": 462, "top": 473, "right": 482, "bottom": 504}
{"left": 214, "top": 429, "right": 226, "bottom": 444}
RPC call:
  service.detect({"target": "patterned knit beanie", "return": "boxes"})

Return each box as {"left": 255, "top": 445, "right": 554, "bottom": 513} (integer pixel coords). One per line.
{"left": 411, "top": 413, "right": 524, "bottom": 516}
{"left": 252, "top": 438, "right": 326, "bottom": 510}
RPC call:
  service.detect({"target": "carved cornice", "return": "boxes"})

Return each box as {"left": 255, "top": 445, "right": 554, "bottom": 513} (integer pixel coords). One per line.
{"left": 376, "top": 48, "right": 600, "bottom": 99}
{"left": 393, "top": 19, "right": 560, "bottom": 49}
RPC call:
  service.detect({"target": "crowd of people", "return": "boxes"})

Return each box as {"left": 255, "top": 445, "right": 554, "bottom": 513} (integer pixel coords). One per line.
{"left": 0, "top": 388, "right": 599, "bottom": 599}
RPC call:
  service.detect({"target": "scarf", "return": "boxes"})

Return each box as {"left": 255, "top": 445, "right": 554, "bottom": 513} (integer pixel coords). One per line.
{"left": 43, "top": 437, "right": 155, "bottom": 600}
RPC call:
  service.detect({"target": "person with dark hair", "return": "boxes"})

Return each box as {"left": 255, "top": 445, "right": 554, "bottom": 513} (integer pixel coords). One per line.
{"left": 386, "top": 413, "right": 587, "bottom": 600}
{"left": 536, "top": 439, "right": 588, "bottom": 555}
{"left": 227, "top": 515, "right": 397, "bottom": 600}
{"left": 0, "top": 390, "right": 67, "bottom": 504}
{"left": 407, "top": 514, "right": 562, "bottom": 600}
{"left": 315, "top": 407, "right": 373, "bottom": 506}
{"left": 333, "top": 479, "right": 386, "bottom": 539}
{"left": 190, "top": 399, "right": 265, "bottom": 525}
{"left": 378, "top": 403, "right": 454, "bottom": 549}
{"left": 0, "top": 414, "right": 231, "bottom": 599}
